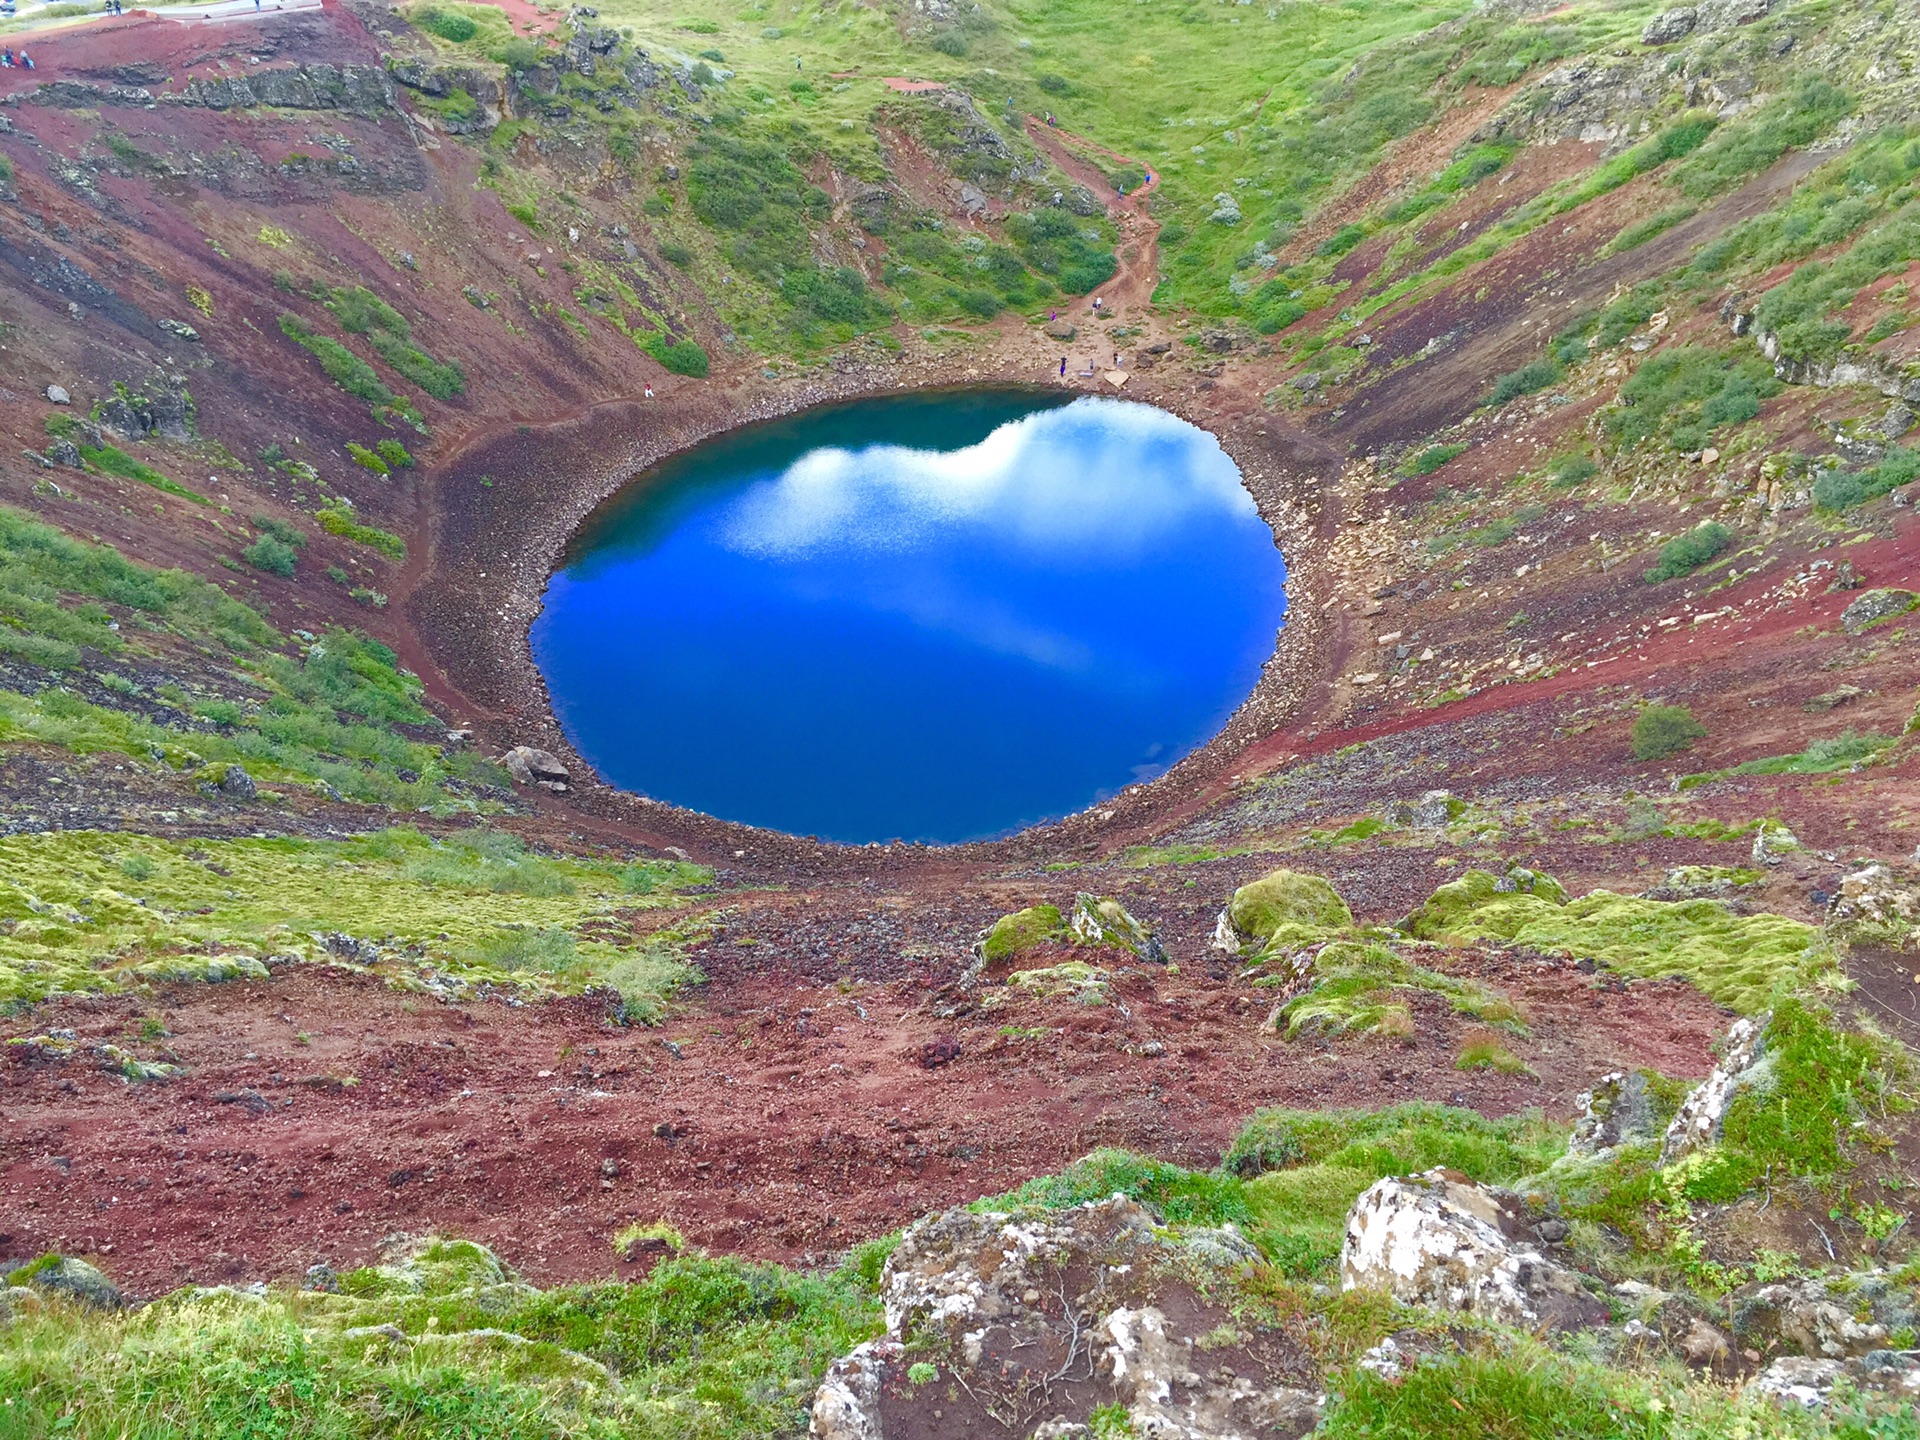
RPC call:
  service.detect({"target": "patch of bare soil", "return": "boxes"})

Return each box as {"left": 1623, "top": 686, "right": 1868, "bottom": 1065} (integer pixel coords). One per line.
{"left": 0, "top": 904, "right": 1726, "bottom": 1293}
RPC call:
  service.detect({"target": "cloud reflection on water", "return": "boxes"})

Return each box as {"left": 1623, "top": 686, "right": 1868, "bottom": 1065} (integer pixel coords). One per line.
{"left": 716, "top": 397, "right": 1253, "bottom": 560}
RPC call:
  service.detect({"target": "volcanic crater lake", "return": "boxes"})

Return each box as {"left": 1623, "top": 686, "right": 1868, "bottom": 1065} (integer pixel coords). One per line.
{"left": 532, "top": 390, "right": 1288, "bottom": 844}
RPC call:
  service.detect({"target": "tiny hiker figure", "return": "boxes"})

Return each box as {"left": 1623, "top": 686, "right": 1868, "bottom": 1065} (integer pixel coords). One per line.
{"left": 1092, "top": 296, "right": 1103, "bottom": 314}
{"left": 644, "top": 383, "right": 654, "bottom": 399}
{"left": 1058, "top": 356, "right": 1066, "bottom": 378}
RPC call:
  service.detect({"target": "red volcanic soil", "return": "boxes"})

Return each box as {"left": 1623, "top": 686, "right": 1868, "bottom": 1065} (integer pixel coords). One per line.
{"left": 0, "top": 911, "right": 1727, "bottom": 1294}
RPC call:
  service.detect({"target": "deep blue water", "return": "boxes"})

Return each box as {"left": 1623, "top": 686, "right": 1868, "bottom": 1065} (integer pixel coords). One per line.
{"left": 531, "top": 390, "right": 1287, "bottom": 844}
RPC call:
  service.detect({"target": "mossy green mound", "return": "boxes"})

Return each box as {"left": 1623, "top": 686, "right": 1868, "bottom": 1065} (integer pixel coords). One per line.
{"left": 1223, "top": 869, "right": 1355, "bottom": 955}
{"left": 1403, "top": 869, "right": 1825, "bottom": 1012}
{"left": 979, "top": 904, "right": 1068, "bottom": 962}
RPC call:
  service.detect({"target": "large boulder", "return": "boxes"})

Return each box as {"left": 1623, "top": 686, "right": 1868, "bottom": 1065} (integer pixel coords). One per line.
{"left": 811, "top": 1196, "right": 1322, "bottom": 1439}
{"left": 1339, "top": 1169, "right": 1606, "bottom": 1331}
{"left": 502, "top": 746, "right": 570, "bottom": 791}
{"left": 1658, "top": 1014, "right": 1767, "bottom": 1164}
{"left": 1839, "top": 589, "right": 1917, "bottom": 635}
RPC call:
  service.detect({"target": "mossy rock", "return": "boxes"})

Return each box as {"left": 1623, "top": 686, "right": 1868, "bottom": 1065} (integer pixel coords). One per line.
{"left": 346, "top": 1237, "right": 515, "bottom": 1298}
{"left": 1006, "top": 960, "right": 1109, "bottom": 1003}
{"left": 1221, "top": 870, "right": 1353, "bottom": 955}
{"left": 1067, "top": 893, "right": 1166, "bottom": 962}
{"left": 1402, "top": 868, "right": 1567, "bottom": 940}
{"left": 13, "top": 1255, "right": 123, "bottom": 1310}
{"left": 129, "top": 954, "right": 270, "bottom": 984}
{"left": 980, "top": 904, "right": 1067, "bottom": 963}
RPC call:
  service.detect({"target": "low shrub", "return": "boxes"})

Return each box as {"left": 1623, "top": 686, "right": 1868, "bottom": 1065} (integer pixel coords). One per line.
{"left": 241, "top": 534, "right": 299, "bottom": 578}
{"left": 1404, "top": 442, "right": 1467, "bottom": 476}
{"left": 646, "top": 335, "right": 710, "bottom": 377}
{"left": 1486, "top": 358, "right": 1559, "bottom": 406}
{"left": 1631, "top": 703, "right": 1706, "bottom": 760}
{"left": 1645, "top": 522, "right": 1733, "bottom": 582}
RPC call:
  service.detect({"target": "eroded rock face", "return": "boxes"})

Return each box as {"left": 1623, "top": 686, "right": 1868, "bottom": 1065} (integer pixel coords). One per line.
{"left": 1339, "top": 1169, "right": 1606, "bottom": 1331}
{"left": 1658, "top": 1015, "right": 1767, "bottom": 1164}
{"left": 811, "top": 1196, "right": 1322, "bottom": 1440}
{"left": 1748, "top": 1351, "right": 1920, "bottom": 1409}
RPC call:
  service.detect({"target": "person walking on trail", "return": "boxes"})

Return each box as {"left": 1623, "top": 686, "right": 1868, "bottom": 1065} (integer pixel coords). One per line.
{"left": 1092, "top": 296, "right": 1102, "bottom": 314}
{"left": 18, "top": 51, "right": 30, "bottom": 69}
{"left": 644, "top": 382, "right": 654, "bottom": 399}
{"left": 1058, "top": 356, "right": 1066, "bottom": 378}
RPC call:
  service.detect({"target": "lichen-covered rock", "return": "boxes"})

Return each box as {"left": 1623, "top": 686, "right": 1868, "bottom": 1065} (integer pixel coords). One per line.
{"left": 18, "top": 1256, "right": 123, "bottom": 1310}
{"left": 1339, "top": 1169, "right": 1606, "bottom": 1330}
{"left": 1731, "top": 1271, "right": 1918, "bottom": 1360}
{"left": 1659, "top": 1015, "right": 1767, "bottom": 1164}
{"left": 1747, "top": 1350, "right": 1920, "bottom": 1408}
{"left": 1825, "top": 863, "right": 1920, "bottom": 949}
{"left": 1568, "top": 1070, "right": 1659, "bottom": 1156}
{"left": 1212, "top": 869, "right": 1352, "bottom": 958}
{"left": 1839, "top": 588, "right": 1918, "bottom": 635}
{"left": 810, "top": 1195, "right": 1322, "bottom": 1439}
{"left": 1067, "top": 893, "right": 1166, "bottom": 963}
{"left": 1751, "top": 821, "right": 1801, "bottom": 867}
{"left": 1640, "top": 7, "right": 1697, "bottom": 43}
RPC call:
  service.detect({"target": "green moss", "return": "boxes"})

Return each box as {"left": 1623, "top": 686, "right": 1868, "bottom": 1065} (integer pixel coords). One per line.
{"left": 1224, "top": 869, "right": 1354, "bottom": 954}
{"left": 315, "top": 506, "right": 407, "bottom": 559}
{"left": 76, "top": 443, "right": 208, "bottom": 504}
{"left": 1229, "top": 1102, "right": 1564, "bottom": 1276}
{"left": 0, "top": 1238, "right": 879, "bottom": 1439}
{"left": 982, "top": 1147, "right": 1252, "bottom": 1228}
{"left": 0, "top": 828, "right": 709, "bottom": 1007}
{"left": 980, "top": 903, "right": 1066, "bottom": 962}
{"left": 1404, "top": 871, "right": 1824, "bottom": 1012}
{"left": 1675, "top": 1000, "right": 1906, "bottom": 1203}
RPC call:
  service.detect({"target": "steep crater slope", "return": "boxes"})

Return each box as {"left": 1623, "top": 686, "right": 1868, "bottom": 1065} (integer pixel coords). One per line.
{"left": 1, "top": 0, "right": 1919, "bottom": 1433}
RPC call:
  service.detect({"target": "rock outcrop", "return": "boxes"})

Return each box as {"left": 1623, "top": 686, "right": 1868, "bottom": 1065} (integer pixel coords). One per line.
{"left": 811, "top": 1196, "right": 1322, "bottom": 1439}
{"left": 1340, "top": 1169, "right": 1607, "bottom": 1331}
{"left": 501, "top": 746, "right": 570, "bottom": 791}
{"left": 1825, "top": 863, "right": 1920, "bottom": 949}
{"left": 1659, "top": 1015, "right": 1768, "bottom": 1164}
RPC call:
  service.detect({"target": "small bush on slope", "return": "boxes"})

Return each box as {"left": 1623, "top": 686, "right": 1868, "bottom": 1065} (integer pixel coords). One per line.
{"left": 1633, "top": 703, "right": 1707, "bottom": 759}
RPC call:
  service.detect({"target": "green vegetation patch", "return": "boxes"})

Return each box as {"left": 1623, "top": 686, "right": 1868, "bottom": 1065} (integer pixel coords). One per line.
{"left": 980, "top": 903, "right": 1067, "bottom": 962}
{"left": 1632, "top": 703, "right": 1707, "bottom": 760}
{"left": 0, "top": 1234, "right": 877, "bottom": 1439}
{"left": 316, "top": 505, "right": 407, "bottom": 559}
{"left": 1678, "top": 730, "right": 1895, "bottom": 788}
{"left": 0, "top": 507, "right": 272, "bottom": 670}
{"left": 1608, "top": 348, "right": 1778, "bottom": 454}
{"left": 75, "top": 441, "right": 208, "bottom": 504}
{"left": 1222, "top": 868, "right": 1355, "bottom": 954}
{"left": 1645, "top": 523, "right": 1734, "bottom": 584}
{"left": 1277, "top": 940, "right": 1526, "bottom": 1040}
{"left": 1402, "top": 869, "right": 1827, "bottom": 1013}
{"left": 1228, "top": 1102, "right": 1563, "bottom": 1277}
{"left": 0, "top": 827, "right": 709, "bottom": 1008}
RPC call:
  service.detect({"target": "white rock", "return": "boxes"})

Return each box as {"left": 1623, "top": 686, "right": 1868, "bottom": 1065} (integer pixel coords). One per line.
{"left": 1339, "top": 1168, "right": 1605, "bottom": 1330}
{"left": 46, "top": 384, "right": 71, "bottom": 405}
{"left": 1659, "top": 1015, "right": 1768, "bottom": 1164}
